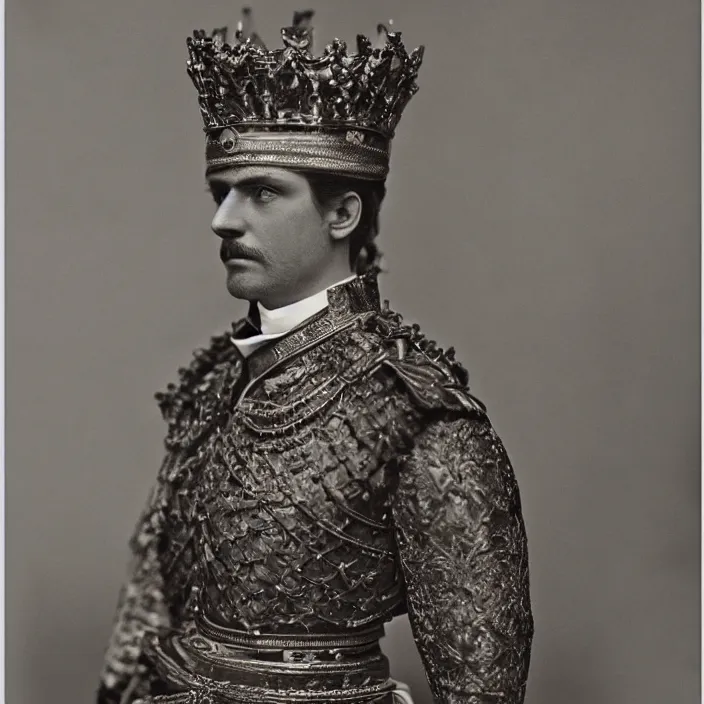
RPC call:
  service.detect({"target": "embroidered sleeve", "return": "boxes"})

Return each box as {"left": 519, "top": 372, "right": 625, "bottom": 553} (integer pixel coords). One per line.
{"left": 392, "top": 412, "right": 533, "bottom": 704}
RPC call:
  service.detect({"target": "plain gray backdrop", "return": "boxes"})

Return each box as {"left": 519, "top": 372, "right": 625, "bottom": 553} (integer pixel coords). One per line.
{"left": 6, "top": 0, "right": 700, "bottom": 702}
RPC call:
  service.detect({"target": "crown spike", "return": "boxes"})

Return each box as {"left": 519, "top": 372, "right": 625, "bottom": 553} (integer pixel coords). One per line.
{"left": 356, "top": 34, "right": 373, "bottom": 55}
{"left": 293, "top": 9, "right": 315, "bottom": 27}
{"left": 292, "top": 8, "right": 315, "bottom": 52}
{"left": 374, "top": 22, "right": 391, "bottom": 51}
{"left": 236, "top": 6, "right": 266, "bottom": 48}
{"left": 211, "top": 26, "right": 228, "bottom": 47}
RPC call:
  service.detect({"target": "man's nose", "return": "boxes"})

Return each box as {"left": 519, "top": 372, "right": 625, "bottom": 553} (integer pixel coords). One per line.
{"left": 211, "top": 189, "right": 246, "bottom": 239}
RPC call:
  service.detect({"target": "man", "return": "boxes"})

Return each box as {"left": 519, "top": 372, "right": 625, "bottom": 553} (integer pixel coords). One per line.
{"left": 97, "top": 10, "right": 534, "bottom": 704}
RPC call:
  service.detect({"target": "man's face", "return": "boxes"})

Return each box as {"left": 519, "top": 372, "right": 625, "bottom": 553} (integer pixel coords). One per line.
{"left": 207, "top": 166, "right": 334, "bottom": 307}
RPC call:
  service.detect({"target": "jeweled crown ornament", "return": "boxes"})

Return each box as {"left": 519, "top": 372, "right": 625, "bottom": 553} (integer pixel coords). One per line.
{"left": 186, "top": 8, "right": 424, "bottom": 180}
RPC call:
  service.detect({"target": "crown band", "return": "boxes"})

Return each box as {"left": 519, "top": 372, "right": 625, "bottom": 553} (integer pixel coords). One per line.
{"left": 205, "top": 127, "right": 390, "bottom": 179}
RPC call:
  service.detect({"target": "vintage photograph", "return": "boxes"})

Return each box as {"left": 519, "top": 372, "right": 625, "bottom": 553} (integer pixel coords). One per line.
{"left": 6, "top": 1, "right": 699, "bottom": 703}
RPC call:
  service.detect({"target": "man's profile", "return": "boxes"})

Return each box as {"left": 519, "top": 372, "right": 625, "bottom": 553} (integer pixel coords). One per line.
{"left": 96, "top": 10, "right": 534, "bottom": 704}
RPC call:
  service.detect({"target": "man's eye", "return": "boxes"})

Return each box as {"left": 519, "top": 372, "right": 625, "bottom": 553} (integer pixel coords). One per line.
{"left": 254, "top": 186, "right": 277, "bottom": 203}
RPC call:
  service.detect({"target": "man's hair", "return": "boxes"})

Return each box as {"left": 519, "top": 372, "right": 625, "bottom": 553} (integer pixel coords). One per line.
{"left": 298, "top": 171, "right": 387, "bottom": 275}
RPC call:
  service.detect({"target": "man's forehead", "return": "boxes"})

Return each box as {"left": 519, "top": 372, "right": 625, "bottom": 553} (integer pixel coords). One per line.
{"left": 207, "top": 165, "right": 300, "bottom": 184}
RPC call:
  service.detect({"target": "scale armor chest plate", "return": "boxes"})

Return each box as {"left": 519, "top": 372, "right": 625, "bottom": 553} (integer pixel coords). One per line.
{"left": 160, "top": 323, "right": 421, "bottom": 633}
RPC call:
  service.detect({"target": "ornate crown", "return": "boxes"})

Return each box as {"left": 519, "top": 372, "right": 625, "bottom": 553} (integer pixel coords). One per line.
{"left": 186, "top": 9, "right": 424, "bottom": 180}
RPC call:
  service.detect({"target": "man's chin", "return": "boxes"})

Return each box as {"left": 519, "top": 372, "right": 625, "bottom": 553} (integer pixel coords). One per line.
{"left": 225, "top": 268, "right": 267, "bottom": 302}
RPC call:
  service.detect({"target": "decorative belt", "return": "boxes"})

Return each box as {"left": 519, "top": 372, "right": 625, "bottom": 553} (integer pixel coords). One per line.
{"left": 195, "top": 611, "right": 386, "bottom": 651}
{"left": 141, "top": 613, "right": 395, "bottom": 704}
{"left": 138, "top": 690, "right": 394, "bottom": 704}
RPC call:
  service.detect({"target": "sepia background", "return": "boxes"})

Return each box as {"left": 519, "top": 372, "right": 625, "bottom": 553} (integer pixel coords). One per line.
{"left": 6, "top": 0, "right": 700, "bottom": 702}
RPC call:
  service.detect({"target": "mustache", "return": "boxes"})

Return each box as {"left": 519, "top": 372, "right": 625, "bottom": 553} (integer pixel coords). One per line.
{"left": 220, "top": 241, "right": 263, "bottom": 262}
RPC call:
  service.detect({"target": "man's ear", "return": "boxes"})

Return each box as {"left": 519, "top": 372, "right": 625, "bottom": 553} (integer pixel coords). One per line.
{"left": 326, "top": 192, "right": 362, "bottom": 241}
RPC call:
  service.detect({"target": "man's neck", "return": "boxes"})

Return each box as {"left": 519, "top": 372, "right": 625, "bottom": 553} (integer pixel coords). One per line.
{"left": 255, "top": 273, "right": 355, "bottom": 335}
{"left": 257, "top": 268, "right": 356, "bottom": 310}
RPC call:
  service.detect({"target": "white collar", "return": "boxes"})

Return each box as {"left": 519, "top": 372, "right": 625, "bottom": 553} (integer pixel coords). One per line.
{"left": 258, "top": 274, "right": 356, "bottom": 335}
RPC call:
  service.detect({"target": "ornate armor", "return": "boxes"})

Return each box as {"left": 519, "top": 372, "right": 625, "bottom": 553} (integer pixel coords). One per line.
{"left": 97, "top": 273, "right": 533, "bottom": 704}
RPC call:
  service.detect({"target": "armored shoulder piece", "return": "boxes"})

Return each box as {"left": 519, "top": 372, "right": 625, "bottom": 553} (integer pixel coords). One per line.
{"left": 363, "top": 301, "right": 487, "bottom": 418}
{"left": 153, "top": 326, "right": 244, "bottom": 450}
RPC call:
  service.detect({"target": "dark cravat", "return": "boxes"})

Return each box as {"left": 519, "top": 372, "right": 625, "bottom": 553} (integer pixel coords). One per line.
{"left": 232, "top": 301, "right": 262, "bottom": 340}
